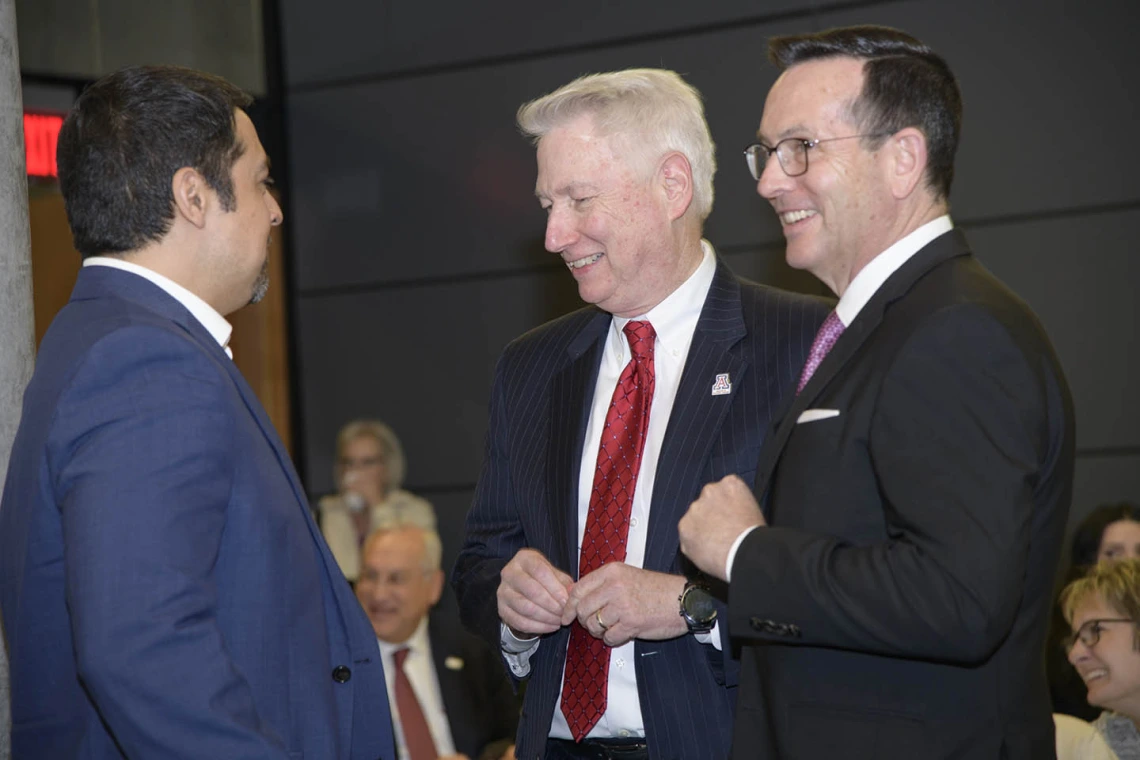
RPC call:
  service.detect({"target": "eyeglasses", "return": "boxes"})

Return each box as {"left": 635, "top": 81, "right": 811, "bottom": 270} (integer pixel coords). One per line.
{"left": 1064, "top": 618, "right": 1135, "bottom": 652}
{"left": 743, "top": 133, "right": 891, "bottom": 180}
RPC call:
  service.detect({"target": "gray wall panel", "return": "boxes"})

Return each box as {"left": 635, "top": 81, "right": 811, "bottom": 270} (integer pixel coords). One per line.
{"left": 285, "top": 11, "right": 824, "bottom": 292}
{"left": 286, "top": 0, "right": 1138, "bottom": 293}
{"left": 16, "top": 0, "right": 266, "bottom": 93}
{"left": 1067, "top": 455, "right": 1140, "bottom": 538}
{"left": 281, "top": 0, "right": 810, "bottom": 88}
{"left": 966, "top": 209, "right": 1140, "bottom": 451}
{"left": 296, "top": 268, "right": 582, "bottom": 496}
{"left": 825, "top": 0, "right": 1140, "bottom": 221}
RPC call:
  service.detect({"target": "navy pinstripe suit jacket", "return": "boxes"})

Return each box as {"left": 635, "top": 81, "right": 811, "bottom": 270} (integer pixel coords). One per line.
{"left": 452, "top": 258, "right": 827, "bottom": 760}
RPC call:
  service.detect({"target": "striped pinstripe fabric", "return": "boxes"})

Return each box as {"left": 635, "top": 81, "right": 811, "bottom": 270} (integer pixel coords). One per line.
{"left": 453, "top": 259, "right": 828, "bottom": 760}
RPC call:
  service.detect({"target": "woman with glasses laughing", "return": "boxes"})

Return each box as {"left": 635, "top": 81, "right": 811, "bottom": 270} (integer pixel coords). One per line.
{"left": 1063, "top": 558, "right": 1140, "bottom": 758}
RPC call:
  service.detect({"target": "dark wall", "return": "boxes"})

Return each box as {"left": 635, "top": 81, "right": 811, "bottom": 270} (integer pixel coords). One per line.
{"left": 278, "top": 0, "right": 1140, "bottom": 574}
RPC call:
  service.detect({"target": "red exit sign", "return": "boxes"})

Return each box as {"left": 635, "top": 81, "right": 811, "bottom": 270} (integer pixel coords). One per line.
{"left": 24, "top": 112, "right": 65, "bottom": 178}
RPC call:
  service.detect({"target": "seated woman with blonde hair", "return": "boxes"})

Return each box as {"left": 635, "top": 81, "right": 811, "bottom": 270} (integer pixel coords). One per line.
{"left": 319, "top": 419, "right": 435, "bottom": 582}
{"left": 1062, "top": 558, "right": 1140, "bottom": 758}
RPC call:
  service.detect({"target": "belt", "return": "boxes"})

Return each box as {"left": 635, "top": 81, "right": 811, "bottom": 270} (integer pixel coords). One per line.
{"left": 547, "top": 737, "right": 649, "bottom": 760}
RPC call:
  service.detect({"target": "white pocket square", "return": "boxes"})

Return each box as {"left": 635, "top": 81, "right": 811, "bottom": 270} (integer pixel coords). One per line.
{"left": 796, "top": 408, "right": 841, "bottom": 424}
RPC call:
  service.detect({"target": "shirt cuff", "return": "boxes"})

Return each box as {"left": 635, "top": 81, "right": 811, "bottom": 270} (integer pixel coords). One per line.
{"left": 500, "top": 622, "right": 540, "bottom": 677}
{"left": 725, "top": 525, "right": 760, "bottom": 582}
{"left": 693, "top": 621, "right": 723, "bottom": 651}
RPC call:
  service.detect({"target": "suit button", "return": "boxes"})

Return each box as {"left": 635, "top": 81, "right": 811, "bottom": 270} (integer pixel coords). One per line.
{"left": 332, "top": 666, "right": 351, "bottom": 683}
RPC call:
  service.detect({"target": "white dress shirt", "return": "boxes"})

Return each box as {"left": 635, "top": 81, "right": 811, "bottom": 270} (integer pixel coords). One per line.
{"left": 723, "top": 215, "right": 955, "bottom": 580}
{"left": 83, "top": 256, "right": 234, "bottom": 359}
{"left": 377, "top": 618, "right": 458, "bottom": 760}
{"left": 503, "top": 241, "right": 720, "bottom": 741}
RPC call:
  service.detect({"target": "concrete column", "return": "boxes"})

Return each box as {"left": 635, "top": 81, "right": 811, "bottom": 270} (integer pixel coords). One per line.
{"left": 0, "top": 1, "right": 36, "bottom": 757}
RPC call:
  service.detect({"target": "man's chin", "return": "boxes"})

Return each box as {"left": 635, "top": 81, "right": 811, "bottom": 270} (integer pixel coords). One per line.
{"left": 248, "top": 264, "right": 270, "bottom": 305}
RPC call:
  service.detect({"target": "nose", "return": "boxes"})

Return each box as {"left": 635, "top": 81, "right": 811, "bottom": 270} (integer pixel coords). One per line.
{"left": 267, "top": 191, "right": 283, "bottom": 226}
{"left": 757, "top": 152, "right": 793, "bottom": 201}
{"left": 1067, "top": 638, "right": 1089, "bottom": 667}
{"left": 544, "top": 205, "right": 579, "bottom": 254}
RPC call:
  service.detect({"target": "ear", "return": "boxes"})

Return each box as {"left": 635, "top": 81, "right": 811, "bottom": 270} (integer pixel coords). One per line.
{"left": 427, "top": 568, "right": 445, "bottom": 606}
{"left": 171, "top": 166, "right": 211, "bottom": 228}
{"left": 658, "top": 152, "right": 694, "bottom": 221}
{"left": 885, "top": 127, "right": 929, "bottom": 200}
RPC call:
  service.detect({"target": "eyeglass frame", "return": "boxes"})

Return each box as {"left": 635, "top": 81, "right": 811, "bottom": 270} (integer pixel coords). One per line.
{"left": 743, "top": 132, "right": 893, "bottom": 181}
{"left": 1064, "top": 617, "right": 1136, "bottom": 652}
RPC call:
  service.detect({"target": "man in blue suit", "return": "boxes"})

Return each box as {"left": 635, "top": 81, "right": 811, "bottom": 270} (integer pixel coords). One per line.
{"left": 0, "top": 65, "right": 394, "bottom": 760}
{"left": 452, "top": 69, "right": 827, "bottom": 760}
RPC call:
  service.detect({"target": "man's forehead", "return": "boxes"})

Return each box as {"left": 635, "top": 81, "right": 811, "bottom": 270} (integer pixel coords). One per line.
{"left": 759, "top": 58, "right": 864, "bottom": 139}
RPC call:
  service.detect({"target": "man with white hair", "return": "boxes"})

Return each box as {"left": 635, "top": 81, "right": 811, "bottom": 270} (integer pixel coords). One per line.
{"left": 453, "top": 68, "right": 827, "bottom": 760}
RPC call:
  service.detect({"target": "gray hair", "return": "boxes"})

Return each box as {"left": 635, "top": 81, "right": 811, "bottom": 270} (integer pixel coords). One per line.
{"left": 517, "top": 68, "right": 716, "bottom": 222}
{"left": 335, "top": 419, "right": 406, "bottom": 490}
{"left": 364, "top": 516, "right": 443, "bottom": 574}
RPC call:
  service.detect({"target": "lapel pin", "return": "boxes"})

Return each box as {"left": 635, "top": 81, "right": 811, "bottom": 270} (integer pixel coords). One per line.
{"left": 444, "top": 656, "right": 465, "bottom": 671}
{"left": 711, "top": 373, "right": 732, "bottom": 396}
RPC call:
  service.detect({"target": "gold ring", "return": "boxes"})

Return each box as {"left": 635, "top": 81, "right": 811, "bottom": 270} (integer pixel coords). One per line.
{"left": 596, "top": 610, "right": 609, "bottom": 631}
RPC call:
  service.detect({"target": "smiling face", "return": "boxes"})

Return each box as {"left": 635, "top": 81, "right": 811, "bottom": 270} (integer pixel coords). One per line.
{"left": 1100, "top": 520, "right": 1140, "bottom": 564}
{"left": 354, "top": 527, "right": 443, "bottom": 644}
{"left": 535, "top": 113, "right": 697, "bottom": 318}
{"left": 755, "top": 57, "right": 898, "bottom": 295}
{"left": 1068, "top": 594, "right": 1140, "bottom": 719}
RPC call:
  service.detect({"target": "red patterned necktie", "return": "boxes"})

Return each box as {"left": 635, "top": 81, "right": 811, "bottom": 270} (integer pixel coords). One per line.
{"left": 561, "top": 320, "right": 656, "bottom": 741}
{"left": 393, "top": 647, "right": 438, "bottom": 760}
{"left": 796, "top": 310, "right": 845, "bottom": 394}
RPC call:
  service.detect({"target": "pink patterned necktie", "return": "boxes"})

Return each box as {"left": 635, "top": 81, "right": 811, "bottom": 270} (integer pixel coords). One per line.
{"left": 561, "top": 320, "right": 656, "bottom": 741}
{"left": 797, "top": 311, "right": 845, "bottom": 394}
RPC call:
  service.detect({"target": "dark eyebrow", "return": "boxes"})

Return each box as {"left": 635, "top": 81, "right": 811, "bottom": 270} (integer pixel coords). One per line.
{"left": 756, "top": 124, "right": 812, "bottom": 144}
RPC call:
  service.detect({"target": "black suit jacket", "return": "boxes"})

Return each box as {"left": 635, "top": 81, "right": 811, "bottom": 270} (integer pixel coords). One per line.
{"left": 730, "top": 230, "right": 1075, "bottom": 759}
{"left": 428, "top": 611, "right": 519, "bottom": 760}
{"left": 453, "top": 258, "right": 827, "bottom": 760}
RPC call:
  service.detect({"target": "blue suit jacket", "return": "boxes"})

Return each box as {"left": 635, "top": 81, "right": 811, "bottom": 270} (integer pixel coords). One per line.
{"left": 0, "top": 266, "right": 394, "bottom": 760}
{"left": 452, "top": 260, "right": 827, "bottom": 760}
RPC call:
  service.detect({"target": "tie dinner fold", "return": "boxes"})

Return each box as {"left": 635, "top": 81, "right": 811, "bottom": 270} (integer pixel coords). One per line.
{"left": 796, "top": 310, "right": 845, "bottom": 395}
{"left": 394, "top": 647, "right": 438, "bottom": 760}
{"left": 561, "top": 320, "right": 656, "bottom": 741}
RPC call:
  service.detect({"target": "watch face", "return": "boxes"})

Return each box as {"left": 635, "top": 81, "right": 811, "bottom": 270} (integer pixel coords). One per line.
{"left": 684, "top": 586, "right": 717, "bottom": 624}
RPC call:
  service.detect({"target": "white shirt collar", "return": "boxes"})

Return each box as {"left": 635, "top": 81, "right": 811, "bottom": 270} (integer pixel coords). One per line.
{"left": 610, "top": 238, "right": 716, "bottom": 359}
{"left": 835, "top": 215, "right": 954, "bottom": 327}
{"left": 376, "top": 615, "right": 431, "bottom": 661}
{"left": 84, "top": 256, "right": 233, "bottom": 358}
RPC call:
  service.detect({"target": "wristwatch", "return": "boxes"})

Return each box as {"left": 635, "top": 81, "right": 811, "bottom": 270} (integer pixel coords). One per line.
{"left": 679, "top": 581, "right": 717, "bottom": 634}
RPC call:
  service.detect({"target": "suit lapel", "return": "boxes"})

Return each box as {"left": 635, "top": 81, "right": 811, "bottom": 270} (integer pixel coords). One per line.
{"left": 547, "top": 313, "right": 609, "bottom": 577}
{"left": 644, "top": 262, "right": 748, "bottom": 572}
{"left": 753, "top": 230, "right": 972, "bottom": 507}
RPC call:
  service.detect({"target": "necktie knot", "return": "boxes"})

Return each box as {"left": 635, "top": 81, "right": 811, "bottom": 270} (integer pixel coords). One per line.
{"left": 394, "top": 646, "right": 412, "bottom": 669}
{"left": 623, "top": 320, "right": 655, "bottom": 365}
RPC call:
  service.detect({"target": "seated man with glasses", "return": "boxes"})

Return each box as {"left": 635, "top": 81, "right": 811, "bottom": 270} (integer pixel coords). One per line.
{"left": 1063, "top": 557, "right": 1140, "bottom": 758}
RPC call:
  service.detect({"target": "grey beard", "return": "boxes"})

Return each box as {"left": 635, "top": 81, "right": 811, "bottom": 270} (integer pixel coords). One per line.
{"left": 249, "top": 259, "right": 270, "bottom": 305}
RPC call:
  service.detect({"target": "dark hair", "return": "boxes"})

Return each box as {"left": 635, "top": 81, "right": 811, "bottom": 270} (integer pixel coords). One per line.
{"left": 1070, "top": 502, "right": 1140, "bottom": 570}
{"left": 768, "top": 25, "right": 962, "bottom": 200}
{"left": 56, "top": 65, "right": 253, "bottom": 258}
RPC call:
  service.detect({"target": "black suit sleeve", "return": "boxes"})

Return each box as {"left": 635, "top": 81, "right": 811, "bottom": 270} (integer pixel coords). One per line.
{"left": 730, "top": 305, "right": 1061, "bottom": 663}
